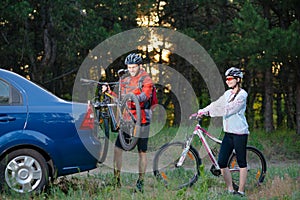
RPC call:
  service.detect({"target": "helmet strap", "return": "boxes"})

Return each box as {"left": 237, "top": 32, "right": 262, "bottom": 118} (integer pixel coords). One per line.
{"left": 231, "top": 78, "right": 240, "bottom": 90}
{"left": 232, "top": 83, "right": 239, "bottom": 89}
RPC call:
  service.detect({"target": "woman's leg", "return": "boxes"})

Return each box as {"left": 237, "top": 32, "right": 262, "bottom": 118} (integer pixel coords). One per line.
{"left": 238, "top": 167, "right": 247, "bottom": 192}
{"left": 218, "top": 133, "right": 234, "bottom": 191}
{"left": 221, "top": 167, "right": 234, "bottom": 191}
{"left": 233, "top": 134, "right": 248, "bottom": 193}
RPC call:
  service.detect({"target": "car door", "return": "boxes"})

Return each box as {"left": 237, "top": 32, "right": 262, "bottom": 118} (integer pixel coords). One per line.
{"left": 0, "top": 79, "right": 27, "bottom": 138}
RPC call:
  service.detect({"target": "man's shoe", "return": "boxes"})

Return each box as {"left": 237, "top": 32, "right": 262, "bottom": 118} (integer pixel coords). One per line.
{"left": 135, "top": 179, "right": 144, "bottom": 193}
{"left": 106, "top": 177, "right": 121, "bottom": 188}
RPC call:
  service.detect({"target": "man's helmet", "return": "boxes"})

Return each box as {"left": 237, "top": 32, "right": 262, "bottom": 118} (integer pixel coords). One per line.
{"left": 124, "top": 53, "right": 143, "bottom": 65}
{"left": 225, "top": 67, "right": 243, "bottom": 78}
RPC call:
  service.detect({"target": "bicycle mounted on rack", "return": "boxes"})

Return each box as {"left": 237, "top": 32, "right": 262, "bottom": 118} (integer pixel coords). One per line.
{"left": 80, "top": 69, "right": 142, "bottom": 161}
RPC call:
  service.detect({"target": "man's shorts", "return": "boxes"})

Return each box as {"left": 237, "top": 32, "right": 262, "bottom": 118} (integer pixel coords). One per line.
{"left": 115, "top": 124, "right": 150, "bottom": 152}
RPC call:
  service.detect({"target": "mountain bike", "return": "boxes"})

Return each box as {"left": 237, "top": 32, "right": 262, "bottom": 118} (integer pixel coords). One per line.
{"left": 153, "top": 113, "right": 267, "bottom": 191}
{"left": 81, "top": 70, "right": 142, "bottom": 159}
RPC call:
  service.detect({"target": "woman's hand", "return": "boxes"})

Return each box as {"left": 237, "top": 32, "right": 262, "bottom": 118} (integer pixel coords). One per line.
{"left": 197, "top": 110, "right": 209, "bottom": 118}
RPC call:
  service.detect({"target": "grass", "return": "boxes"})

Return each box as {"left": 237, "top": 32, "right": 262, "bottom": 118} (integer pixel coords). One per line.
{"left": 1, "top": 125, "right": 300, "bottom": 200}
{"left": 3, "top": 164, "right": 298, "bottom": 200}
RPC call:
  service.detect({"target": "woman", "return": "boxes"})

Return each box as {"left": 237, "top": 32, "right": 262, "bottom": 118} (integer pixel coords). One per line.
{"left": 198, "top": 67, "right": 249, "bottom": 196}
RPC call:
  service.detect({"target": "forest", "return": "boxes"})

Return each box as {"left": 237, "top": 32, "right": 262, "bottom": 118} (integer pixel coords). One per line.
{"left": 1, "top": 0, "right": 299, "bottom": 134}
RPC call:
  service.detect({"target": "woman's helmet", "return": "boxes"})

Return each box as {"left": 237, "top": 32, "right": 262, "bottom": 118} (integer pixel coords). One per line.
{"left": 225, "top": 67, "right": 243, "bottom": 78}
{"left": 124, "top": 53, "right": 143, "bottom": 65}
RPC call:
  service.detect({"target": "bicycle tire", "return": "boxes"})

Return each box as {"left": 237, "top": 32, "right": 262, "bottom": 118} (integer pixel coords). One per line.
{"left": 228, "top": 146, "right": 267, "bottom": 191}
{"left": 118, "top": 93, "right": 141, "bottom": 151}
{"left": 97, "top": 111, "right": 110, "bottom": 163}
{"left": 153, "top": 142, "right": 201, "bottom": 190}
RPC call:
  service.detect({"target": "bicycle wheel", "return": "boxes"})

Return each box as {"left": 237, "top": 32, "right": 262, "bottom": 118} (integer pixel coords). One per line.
{"left": 228, "top": 146, "right": 267, "bottom": 190}
{"left": 97, "top": 111, "right": 110, "bottom": 163}
{"left": 153, "top": 142, "right": 201, "bottom": 190}
{"left": 118, "top": 93, "right": 141, "bottom": 151}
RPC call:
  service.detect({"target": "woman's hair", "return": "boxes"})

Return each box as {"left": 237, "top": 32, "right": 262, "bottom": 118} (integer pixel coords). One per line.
{"left": 228, "top": 88, "right": 241, "bottom": 102}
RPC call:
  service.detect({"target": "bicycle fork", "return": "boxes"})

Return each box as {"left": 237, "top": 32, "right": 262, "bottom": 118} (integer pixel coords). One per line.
{"left": 176, "top": 134, "right": 194, "bottom": 167}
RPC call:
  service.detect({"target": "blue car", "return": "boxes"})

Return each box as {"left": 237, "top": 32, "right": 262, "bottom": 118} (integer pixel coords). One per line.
{"left": 0, "top": 69, "right": 100, "bottom": 193}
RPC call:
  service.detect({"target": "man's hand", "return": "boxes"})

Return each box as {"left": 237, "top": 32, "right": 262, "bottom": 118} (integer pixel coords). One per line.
{"left": 102, "top": 84, "right": 111, "bottom": 93}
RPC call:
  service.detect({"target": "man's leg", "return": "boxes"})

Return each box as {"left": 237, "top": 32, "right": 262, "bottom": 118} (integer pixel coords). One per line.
{"left": 135, "top": 151, "right": 147, "bottom": 192}
{"left": 138, "top": 151, "right": 147, "bottom": 180}
{"left": 113, "top": 146, "right": 123, "bottom": 186}
{"left": 135, "top": 125, "right": 149, "bottom": 192}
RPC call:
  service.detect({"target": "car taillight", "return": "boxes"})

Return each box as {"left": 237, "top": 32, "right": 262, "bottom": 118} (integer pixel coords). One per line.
{"left": 80, "top": 103, "right": 95, "bottom": 130}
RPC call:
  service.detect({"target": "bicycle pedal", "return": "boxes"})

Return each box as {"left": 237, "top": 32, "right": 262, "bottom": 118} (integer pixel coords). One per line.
{"left": 210, "top": 165, "right": 221, "bottom": 176}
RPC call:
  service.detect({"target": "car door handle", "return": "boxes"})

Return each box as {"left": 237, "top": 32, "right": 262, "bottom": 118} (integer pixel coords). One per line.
{"left": 0, "top": 115, "right": 16, "bottom": 122}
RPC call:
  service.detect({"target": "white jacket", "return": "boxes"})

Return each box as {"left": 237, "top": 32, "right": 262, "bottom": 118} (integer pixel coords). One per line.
{"left": 199, "top": 89, "right": 249, "bottom": 135}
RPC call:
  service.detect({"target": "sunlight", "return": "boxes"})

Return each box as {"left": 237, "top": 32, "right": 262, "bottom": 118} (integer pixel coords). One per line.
{"left": 100, "top": 67, "right": 106, "bottom": 77}
{"left": 151, "top": 66, "right": 159, "bottom": 76}
{"left": 137, "top": 1, "right": 169, "bottom": 27}
{"left": 137, "top": 14, "right": 158, "bottom": 27}
{"left": 272, "top": 61, "right": 283, "bottom": 76}
{"left": 136, "top": 1, "right": 173, "bottom": 66}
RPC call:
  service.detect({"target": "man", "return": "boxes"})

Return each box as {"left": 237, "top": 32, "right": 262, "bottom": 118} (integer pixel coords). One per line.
{"left": 103, "top": 53, "right": 153, "bottom": 192}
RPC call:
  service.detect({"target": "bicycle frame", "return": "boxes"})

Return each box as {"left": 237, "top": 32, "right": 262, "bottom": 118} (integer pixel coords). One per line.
{"left": 177, "top": 118, "right": 242, "bottom": 174}
{"left": 101, "top": 92, "right": 119, "bottom": 130}
{"left": 102, "top": 70, "right": 134, "bottom": 129}
{"left": 177, "top": 123, "right": 221, "bottom": 170}
{"left": 81, "top": 72, "right": 128, "bottom": 130}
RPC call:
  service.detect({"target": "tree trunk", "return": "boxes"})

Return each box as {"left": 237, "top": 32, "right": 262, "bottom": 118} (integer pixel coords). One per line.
{"left": 40, "top": 1, "right": 57, "bottom": 88}
{"left": 24, "top": 19, "right": 37, "bottom": 81}
{"left": 172, "top": 72, "right": 181, "bottom": 126}
{"left": 172, "top": 92, "right": 181, "bottom": 126}
{"left": 296, "top": 67, "right": 300, "bottom": 135}
{"left": 264, "top": 67, "right": 274, "bottom": 132}
{"left": 285, "top": 78, "right": 296, "bottom": 130}
{"left": 245, "top": 68, "right": 257, "bottom": 129}
{"left": 275, "top": 92, "right": 284, "bottom": 128}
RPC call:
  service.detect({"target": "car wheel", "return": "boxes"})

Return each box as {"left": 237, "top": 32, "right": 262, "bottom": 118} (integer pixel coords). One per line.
{"left": 0, "top": 149, "right": 49, "bottom": 193}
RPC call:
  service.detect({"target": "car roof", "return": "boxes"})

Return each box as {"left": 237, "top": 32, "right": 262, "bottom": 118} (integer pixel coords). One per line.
{"left": 0, "top": 68, "right": 63, "bottom": 104}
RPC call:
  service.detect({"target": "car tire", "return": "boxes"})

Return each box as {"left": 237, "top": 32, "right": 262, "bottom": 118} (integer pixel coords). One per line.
{"left": 0, "top": 149, "right": 49, "bottom": 193}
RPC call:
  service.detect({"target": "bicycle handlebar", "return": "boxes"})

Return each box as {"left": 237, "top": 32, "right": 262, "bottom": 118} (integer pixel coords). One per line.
{"left": 92, "top": 99, "right": 117, "bottom": 109}
{"left": 189, "top": 113, "right": 202, "bottom": 120}
{"left": 93, "top": 101, "right": 107, "bottom": 108}
{"left": 189, "top": 113, "right": 206, "bottom": 125}
{"left": 80, "top": 78, "right": 119, "bottom": 85}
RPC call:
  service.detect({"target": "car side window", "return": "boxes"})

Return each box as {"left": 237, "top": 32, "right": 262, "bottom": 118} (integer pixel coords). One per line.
{"left": 0, "top": 80, "right": 9, "bottom": 104}
{"left": 0, "top": 79, "right": 22, "bottom": 105}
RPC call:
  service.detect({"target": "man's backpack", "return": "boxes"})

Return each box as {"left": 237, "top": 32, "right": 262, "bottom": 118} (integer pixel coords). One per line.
{"left": 138, "top": 75, "right": 158, "bottom": 110}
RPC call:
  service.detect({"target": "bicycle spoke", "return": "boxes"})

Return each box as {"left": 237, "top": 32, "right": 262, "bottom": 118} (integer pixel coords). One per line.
{"left": 246, "top": 148, "right": 266, "bottom": 186}
{"left": 153, "top": 142, "right": 200, "bottom": 190}
{"left": 97, "top": 112, "right": 110, "bottom": 163}
{"left": 118, "top": 93, "right": 141, "bottom": 150}
{"left": 229, "top": 146, "right": 267, "bottom": 190}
